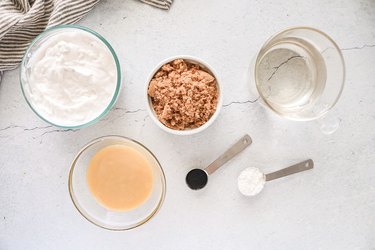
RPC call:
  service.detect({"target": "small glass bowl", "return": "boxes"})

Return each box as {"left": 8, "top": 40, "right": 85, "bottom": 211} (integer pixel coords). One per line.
{"left": 68, "top": 136, "right": 166, "bottom": 231}
{"left": 145, "top": 55, "right": 223, "bottom": 135}
{"left": 254, "top": 27, "right": 345, "bottom": 121}
{"left": 20, "top": 25, "right": 122, "bottom": 129}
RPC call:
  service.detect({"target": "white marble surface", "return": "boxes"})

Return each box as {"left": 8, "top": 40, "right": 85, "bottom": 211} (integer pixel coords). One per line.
{"left": 1, "top": 0, "right": 375, "bottom": 249}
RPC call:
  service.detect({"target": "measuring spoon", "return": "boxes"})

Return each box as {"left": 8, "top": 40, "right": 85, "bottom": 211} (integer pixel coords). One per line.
{"left": 238, "top": 159, "right": 314, "bottom": 196}
{"left": 186, "top": 134, "right": 252, "bottom": 190}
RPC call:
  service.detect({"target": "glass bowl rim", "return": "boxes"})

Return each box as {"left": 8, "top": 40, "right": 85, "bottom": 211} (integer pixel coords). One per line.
{"left": 68, "top": 135, "right": 167, "bottom": 231}
{"left": 19, "top": 24, "right": 122, "bottom": 129}
{"left": 254, "top": 26, "right": 346, "bottom": 121}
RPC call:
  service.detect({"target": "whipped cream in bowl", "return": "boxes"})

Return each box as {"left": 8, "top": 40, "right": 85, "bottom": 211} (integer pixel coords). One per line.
{"left": 20, "top": 25, "right": 121, "bottom": 128}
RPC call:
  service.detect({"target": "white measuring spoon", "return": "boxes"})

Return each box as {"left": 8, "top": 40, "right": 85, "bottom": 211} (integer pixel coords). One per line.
{"left": 238, "top": 159, "right": 314, "bottom": 196}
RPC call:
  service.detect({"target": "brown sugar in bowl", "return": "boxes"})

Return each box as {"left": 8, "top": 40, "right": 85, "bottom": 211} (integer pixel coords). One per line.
{"left": 145, "top": 56, "right": 223, "bottom": 135}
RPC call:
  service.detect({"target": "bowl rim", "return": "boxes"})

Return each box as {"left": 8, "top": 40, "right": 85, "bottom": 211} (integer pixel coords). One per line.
{"left": 19, "top": 24, "right": 122, "bottom": 129}
{"left": 254, "top": 26, "right": 345, "bottom": 121}
{"left": 145, "top": 55, "right": 223, "bottom": 135}
{"left": 68, "top": 135, "right": 167, "bottom": 231}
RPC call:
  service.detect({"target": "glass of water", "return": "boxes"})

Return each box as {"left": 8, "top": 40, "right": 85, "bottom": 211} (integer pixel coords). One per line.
{"left": 254, "top": 27, "right": 345, "bottom": 121}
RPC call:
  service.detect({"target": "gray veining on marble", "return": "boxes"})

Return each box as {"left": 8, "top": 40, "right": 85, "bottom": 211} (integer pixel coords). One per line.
{"left": 1, "top": 0, "right": 375, "bottom": 249}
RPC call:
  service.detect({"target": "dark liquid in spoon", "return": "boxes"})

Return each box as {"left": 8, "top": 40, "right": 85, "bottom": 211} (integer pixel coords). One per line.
{"left": 186, "top": 169, "right": 208, "bottom": 190}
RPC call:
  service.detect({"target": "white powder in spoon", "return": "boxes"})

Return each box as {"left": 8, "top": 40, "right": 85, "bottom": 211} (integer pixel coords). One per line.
{"left": 238, "top": 167, "right": 266, "bottom": 196}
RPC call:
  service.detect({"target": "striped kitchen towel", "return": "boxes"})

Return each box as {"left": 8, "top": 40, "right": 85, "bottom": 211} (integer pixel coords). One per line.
{"left": 0, "top": 0, "right": 173, "bottom": 81}
{"left": 0, "top": 0, "right": 100, "bottom": 74}
{"left": 140, "top": 0, "right": 173, "bottom": 10}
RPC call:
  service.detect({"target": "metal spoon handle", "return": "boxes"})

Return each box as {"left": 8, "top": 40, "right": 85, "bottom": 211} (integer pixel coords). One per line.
{"left": 265, "top": 159, "right": 314, "bottom": 181}
{"left": 204, "top": 134, "right": 252, "bottom": 175}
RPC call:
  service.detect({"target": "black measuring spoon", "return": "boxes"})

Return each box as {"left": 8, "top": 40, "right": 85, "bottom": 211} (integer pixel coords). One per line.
{"left": 186, "top": 134, "right": 252, "bottom": 190}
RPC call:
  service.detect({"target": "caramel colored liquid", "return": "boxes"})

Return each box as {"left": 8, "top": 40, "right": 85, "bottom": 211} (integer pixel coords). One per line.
{"left": 86, "top": 145, "right": 153, "bottom": 211}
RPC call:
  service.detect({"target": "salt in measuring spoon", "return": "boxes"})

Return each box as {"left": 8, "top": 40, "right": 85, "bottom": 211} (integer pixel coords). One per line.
{"left": 238, "top": 159, "right": 314, "bottom": 196}
{"left": 186, "top": 134, "right": 252, "bottom": 190}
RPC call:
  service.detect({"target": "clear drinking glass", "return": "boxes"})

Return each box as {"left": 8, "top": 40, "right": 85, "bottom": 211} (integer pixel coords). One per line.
{"left": 254, "top": 27, "right": 345, "bottom": 121}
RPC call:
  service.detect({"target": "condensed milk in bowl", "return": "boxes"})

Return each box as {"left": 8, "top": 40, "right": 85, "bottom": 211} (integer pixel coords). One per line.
{"left": 69, "top": 136, "right": 166, "bottom": 230}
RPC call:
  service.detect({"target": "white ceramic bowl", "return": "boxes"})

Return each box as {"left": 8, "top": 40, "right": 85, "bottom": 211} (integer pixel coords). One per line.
{"left": 145, "top": 55, "right": 223, "bottom": 136}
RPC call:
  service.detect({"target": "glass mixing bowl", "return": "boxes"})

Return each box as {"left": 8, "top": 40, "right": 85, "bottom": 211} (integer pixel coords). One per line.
{"left": 68, "top": 136, "right": 166, "bottom": 230}
{"left": 20, "top": 25, "right": 121, "bottom": 128}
